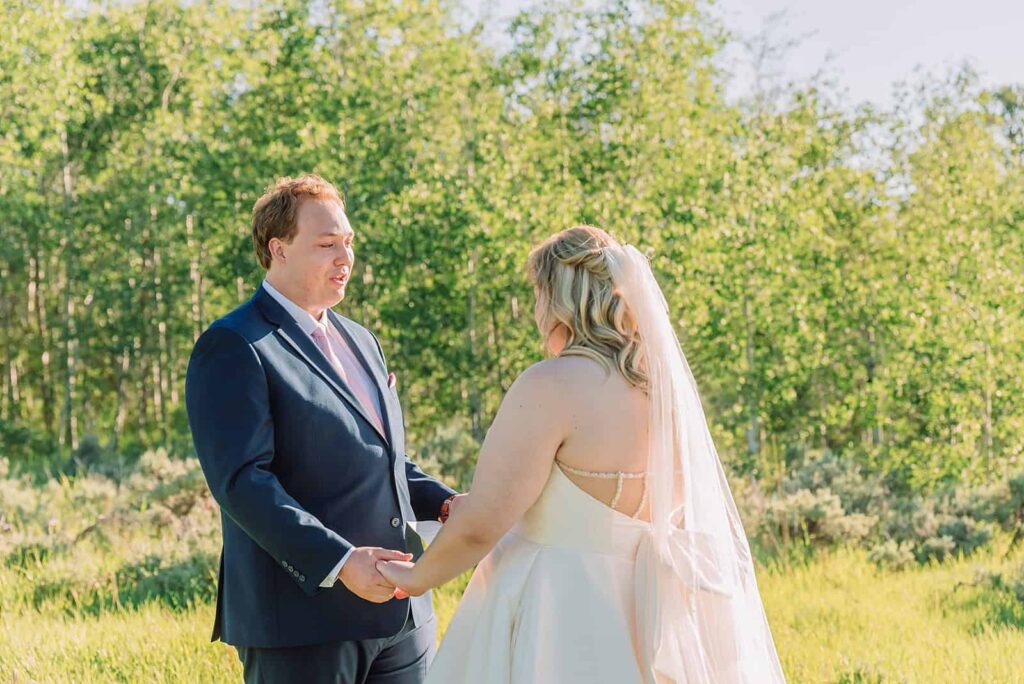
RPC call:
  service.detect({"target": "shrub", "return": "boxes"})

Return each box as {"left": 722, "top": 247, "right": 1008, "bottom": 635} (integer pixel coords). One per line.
{"left": 762, "top": 487, "right": 877, "bottom": 546}
{"left": 867, "top": 540, "right": 916, "bottom": 571}
{"left": 757, "top": 452, "right": 1020, "bottom": 565}
{"left": 29, "top": 551, "right": 218, "bottom": 616}
{"left": 415, "top": 418, "right": 479, "bottom": 491}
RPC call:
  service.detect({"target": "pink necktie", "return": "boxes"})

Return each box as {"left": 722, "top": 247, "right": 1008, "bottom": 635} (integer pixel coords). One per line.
{"left": 310, "top": 326, "right": 386, "bottom": 437}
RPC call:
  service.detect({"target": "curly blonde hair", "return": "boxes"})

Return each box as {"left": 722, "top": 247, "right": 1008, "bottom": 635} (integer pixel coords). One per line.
{"left": 527, "top": 225, "right": 648, "bottom": 391}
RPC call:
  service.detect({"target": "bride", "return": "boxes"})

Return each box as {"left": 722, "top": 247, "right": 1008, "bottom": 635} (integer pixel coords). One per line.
{"left": 379, "top": 226, "right": 786, "bottom": 683}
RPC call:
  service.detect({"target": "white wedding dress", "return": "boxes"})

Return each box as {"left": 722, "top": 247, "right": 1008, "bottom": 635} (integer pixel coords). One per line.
{"left": 427, "top": 244, "right": 786, "bottom": 683}
{"left": 426, "top": 460, "right": 661, "bottom": 683}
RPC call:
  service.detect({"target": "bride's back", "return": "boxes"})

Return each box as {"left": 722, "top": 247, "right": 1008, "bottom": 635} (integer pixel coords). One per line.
{"left": 526, "top": 224, "right": 656, "bottom": 520}
{"left": 546, "top": 355, "right": 650, "bottom": 520}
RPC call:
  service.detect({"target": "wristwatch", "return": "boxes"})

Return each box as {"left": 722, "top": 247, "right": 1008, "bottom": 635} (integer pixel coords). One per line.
{"left": 439, "top": 495, "right": 456, "bottom": 523}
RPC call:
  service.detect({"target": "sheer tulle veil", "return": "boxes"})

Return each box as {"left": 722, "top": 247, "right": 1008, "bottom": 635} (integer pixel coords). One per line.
{"left": 604, "top": 244, "right": 786, "bottom": 683}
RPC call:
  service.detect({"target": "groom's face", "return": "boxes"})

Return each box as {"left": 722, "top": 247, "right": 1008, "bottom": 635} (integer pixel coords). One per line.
{"left": 270, "top": 199, "right": 354, "bottom": 313}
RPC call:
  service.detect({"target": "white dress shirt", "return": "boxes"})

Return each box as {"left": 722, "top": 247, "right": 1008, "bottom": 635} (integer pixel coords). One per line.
{"left": 262, "top": 279, "right": 385, "bottom": 588}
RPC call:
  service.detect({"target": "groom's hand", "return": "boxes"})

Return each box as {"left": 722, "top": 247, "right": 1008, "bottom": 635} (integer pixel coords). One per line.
{"left": 339, "top": 547, "right": 413, "bottom": 603}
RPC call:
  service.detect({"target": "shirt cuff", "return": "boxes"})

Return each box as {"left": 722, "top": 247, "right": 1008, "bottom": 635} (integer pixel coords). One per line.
{"left": 320, "top": 547, "right": 356, "bottom": 588}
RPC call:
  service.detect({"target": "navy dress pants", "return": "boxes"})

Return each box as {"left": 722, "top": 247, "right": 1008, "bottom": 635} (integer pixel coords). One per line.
{"left": 236, "top": 612, "right": 436, "bottom": 684}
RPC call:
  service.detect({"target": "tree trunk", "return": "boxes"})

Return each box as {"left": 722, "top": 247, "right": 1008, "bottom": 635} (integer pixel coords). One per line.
{"left": 466, "top": 251, "right": 482, "bottom": 441}
{"left": 866, "top": 325, "right": 884, "bottom": 447}
{"left": 982, "top": 337, "right": 994, "bottom": 474}
{"left": 134, "top": 334, "right": 148, "bottom": 437}
{"left": 58, "top": 125, "right": 79, "bottom": 450}
{"left": 148, "top": 191, "right": 167, "bottom": 441}
{"left": 0, "top": 263, "right": 10, "bottom": 421}
{"left": 8, "top": 360, "right": 20, "bottom": 420}
{"left": 743, "top": 291, "right": 760, "bottom": 460}
{"left": 110, "top": 346, "right": 130, "bottom": 452}
{"left": 186, "top": 213, "right": 204, "bottom": 340}
{"left": 491, "top": 298, "right": 505, "bottom": 394}
{"left": 29, "top": 253, "right": 55, "bottom": 439}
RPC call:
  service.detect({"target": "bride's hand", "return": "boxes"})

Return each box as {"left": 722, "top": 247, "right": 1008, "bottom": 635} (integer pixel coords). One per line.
{"left": 376, "top": 560, "right": 425, "bottom": 597}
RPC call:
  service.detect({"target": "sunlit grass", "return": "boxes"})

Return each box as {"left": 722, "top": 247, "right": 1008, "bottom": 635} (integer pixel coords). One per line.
{"left": 1, "top": 603, "right": 236, "bottom": 682}
{"left": 2, "top": 457, "right": 1022, "bottom": 683}
{"left": 760, "top": 540, "right": 1024, "bottom": 683}
{"left": 4, "top": 542, "right": 1024, "bottom": 683}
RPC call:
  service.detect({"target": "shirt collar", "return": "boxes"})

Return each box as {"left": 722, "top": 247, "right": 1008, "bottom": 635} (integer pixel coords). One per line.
{"left": 261, "top": 279, "right": 328, "bottom": 337}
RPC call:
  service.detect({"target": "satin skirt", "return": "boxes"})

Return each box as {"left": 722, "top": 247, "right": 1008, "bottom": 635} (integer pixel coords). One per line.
{"left": 426, "top": 464, "right": 662, "bottom": 684}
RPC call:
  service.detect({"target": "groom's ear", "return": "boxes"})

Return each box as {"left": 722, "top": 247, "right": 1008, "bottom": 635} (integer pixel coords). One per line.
{"left": 268, "top": 237, "right": 287, "bottom": 263}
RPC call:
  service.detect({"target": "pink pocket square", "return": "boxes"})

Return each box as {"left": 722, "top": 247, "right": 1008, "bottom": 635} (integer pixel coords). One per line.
{"left": 387, "top": 372, "right": 397, "bottom": 388}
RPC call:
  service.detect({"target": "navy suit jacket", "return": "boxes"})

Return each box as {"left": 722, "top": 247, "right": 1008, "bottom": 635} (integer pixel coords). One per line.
{"left": 185, "top": 287, "right": 455, "bottom": 648}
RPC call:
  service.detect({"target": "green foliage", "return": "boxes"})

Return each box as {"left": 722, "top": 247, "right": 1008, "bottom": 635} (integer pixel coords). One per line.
{"left": 866, "top": 540, "right": 916, "bottom": 572}
{"left": 416, "top": 417, "right": 482, "bottom": 491}
{"left": 30, "top": 551, "right": 217, "bottom": 616}
{"left": 751, "top": 452, "right": 1024, "bottom": 570}
{"left": 0, "top": 4, "right": 1022, "bottom": 675}
{"left": 764, "top": 487, "right": 878, "bottom": 546}
{"left": 0, "top": 0, "right": 1019, "bottom": 494}
{"left": 0, "top": 450, "right": 218, "bottom": 622}
{"left": 959, "top": 564, "right": 1024, "bottom": 630}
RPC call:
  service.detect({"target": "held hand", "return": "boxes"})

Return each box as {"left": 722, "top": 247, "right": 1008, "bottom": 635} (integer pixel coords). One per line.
{"left": 376, "top": 560, "right": 425, "bottom": 597}
{"left": 338, "top": 547, "right": 413, "bottom": 603}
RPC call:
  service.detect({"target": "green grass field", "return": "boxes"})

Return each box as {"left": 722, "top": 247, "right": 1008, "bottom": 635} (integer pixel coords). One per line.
{"left": 4, "top": 543, "right": 1024, "bottom": 683}
{"left": 3, "top": 455, "right": 1023, "bottom": 682}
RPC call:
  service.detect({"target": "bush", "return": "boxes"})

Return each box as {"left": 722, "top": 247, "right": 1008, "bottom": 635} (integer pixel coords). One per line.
{"left": 867, "top": 540, "right": 916, "bottom": 571}
{"left": 0, "top": 463, "right": 37, "bottom": 528}
{"left": 758, "top": 453, "right": 882, "bottom": 550}
{"left": 952, "top": 564, "right": 1024, "bottom": 630}
{"left": 415, "top": 418, "right": 479, "bottom": 491}
{"left": 30, "top": 552, "right": 218, "bottom": 616}
{"left": 915, "top": 535, "right": 956, "bottom": 563}
{"left": 756, "top": 452, "right": 1021, "bottom": 566}
{"left": 762, "top": 487, "right": 877, "bottom": 546}
{"left": 112, "top": 552, "right": 218, "bottom": 611}
{"left": 5, "top": 540, "right": 65, "bottom": 569}
{"left": 126, "top": 450, "right": 211, "bottom": 519}
{"left": 0, "top": 420, "right": 56, "bottom": 470}
{"left": 782, "top": 451, "right": 890, "bottom": 517}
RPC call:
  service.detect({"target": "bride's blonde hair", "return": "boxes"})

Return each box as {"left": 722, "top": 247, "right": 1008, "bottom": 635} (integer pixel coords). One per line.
{"left": 527, "top": 225, "right": 648, "bottom": 392}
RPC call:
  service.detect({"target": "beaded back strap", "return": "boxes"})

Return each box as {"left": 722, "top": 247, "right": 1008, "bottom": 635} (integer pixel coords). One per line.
{"left": 557, "top": 461, "right": 649, "bottom": 519}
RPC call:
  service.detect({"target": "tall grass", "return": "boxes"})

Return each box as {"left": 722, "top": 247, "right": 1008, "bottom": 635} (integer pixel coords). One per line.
{"left": 762, "top": 542, "right": 1024, "bottom": 683}
{"left": 6, "top": 546, "right": 1024, "bottom": 683}
{"left": 3, "top": 453, "right": 1024, "bottom": 682}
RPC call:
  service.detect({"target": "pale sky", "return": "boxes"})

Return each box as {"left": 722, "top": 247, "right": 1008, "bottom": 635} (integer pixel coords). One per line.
{"left": 469, "top": 0, "right": 1024, "bottom": 107}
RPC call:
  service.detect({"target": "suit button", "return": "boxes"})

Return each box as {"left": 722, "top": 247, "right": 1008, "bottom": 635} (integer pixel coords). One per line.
{"left": 390, "top": 517, "right": 401, "bottom": 528}
{"left": 299, "top": 575, "right": 306, "bottom": 582}
{"left": 293, "top": 570, "right": 299, "bottom": 577}
{"left": 282, "top": 560, "right": 288, "bottom": 567}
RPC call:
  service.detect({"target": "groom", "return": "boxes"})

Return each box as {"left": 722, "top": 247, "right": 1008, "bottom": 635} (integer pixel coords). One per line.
{"left": 186, "top": 174, "right": 458, "bottom": 683}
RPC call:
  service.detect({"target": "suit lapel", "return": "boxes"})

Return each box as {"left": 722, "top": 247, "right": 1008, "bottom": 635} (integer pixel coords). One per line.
{"left": 254, "top": 289, "right": 389, "bottom": 445}
{"left": 327, "top": 311, "right": 397, "bottom": 453}
{"left": 327, "top": 315, "right": 415, "bottom": 525}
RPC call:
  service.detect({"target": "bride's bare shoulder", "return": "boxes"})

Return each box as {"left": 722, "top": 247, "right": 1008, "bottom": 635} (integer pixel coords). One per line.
{"left": 499, "top": 356, "right": 619, "bottom": 427}
{"left": 514, "top": 355, "right": 610, "bottom": 390}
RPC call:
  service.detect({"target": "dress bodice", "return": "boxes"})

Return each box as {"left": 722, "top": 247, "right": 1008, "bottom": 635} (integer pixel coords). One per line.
{"left": 429, "top": 461, "right": 663, "bottom": 683}
{"left": 515, "top": 463, "right": 651, "bottom": 560}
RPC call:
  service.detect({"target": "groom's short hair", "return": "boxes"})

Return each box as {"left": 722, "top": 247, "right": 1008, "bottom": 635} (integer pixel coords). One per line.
{"left": 251, "top": 174, "right": 345, "bottom": 269}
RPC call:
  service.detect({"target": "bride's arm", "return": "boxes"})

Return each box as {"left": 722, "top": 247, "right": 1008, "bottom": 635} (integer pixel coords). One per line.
{"left": 379, "top": 362, "right": 566, "bottom": 595}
